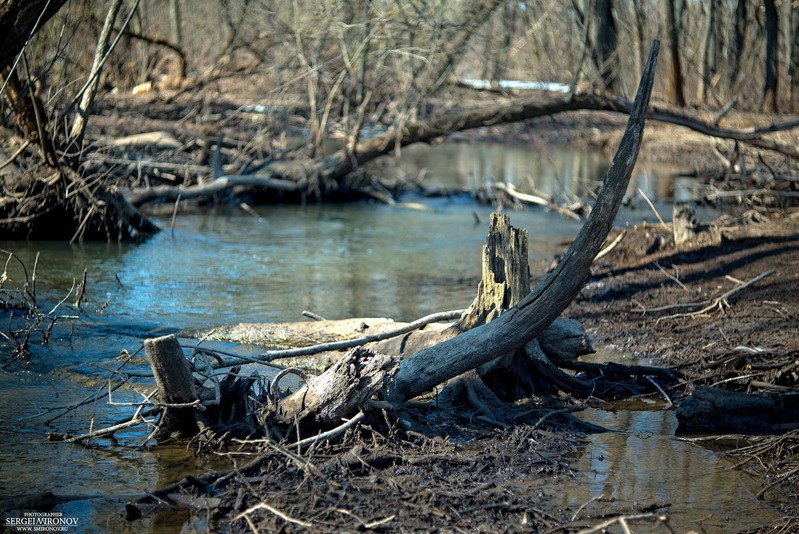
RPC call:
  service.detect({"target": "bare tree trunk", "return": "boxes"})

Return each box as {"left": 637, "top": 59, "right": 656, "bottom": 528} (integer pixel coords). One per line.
{"left": 730, "top": 0, "right": 747, "bottom": 90}
{"left": 791, "top": 6, "right": 799, "bottom": 112}
{"left": 762, "top": 0, "right": 779, "bottom": 112}
{"left": 69, "top": 0, "right": 124, "bottom": 146}
{"left": 593, "top": 0, "right": 619, "bottom": 93}
{"left": 168, "top": 0, "right": 185, "bottom": 79}
{"left": 698, "top": 0, "right": 721, "bottom": 103}
{"left": 633, "top": 1, "right": 647, "bottom": 83}
{"left": 665, "top": 0, "right": 686, "bottom": 107}
{"left": 169, "top": 0, "right": 182, "bottom": 51}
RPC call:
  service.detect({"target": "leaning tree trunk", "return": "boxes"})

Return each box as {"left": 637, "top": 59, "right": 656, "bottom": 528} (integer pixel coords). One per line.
{"left": 0, "top": 0, "right": 69, "bottom": 69}
{"left": 140, "top": 41, "right": 662, "bottom": 433}
{"left": 273, "top": 41, "right": 660, "bottom": 426}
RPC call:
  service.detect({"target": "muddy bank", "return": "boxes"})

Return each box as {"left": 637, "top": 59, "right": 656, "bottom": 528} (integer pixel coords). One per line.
{"left": 573, "top": 210, "right": 799, "bottom": 388}
{"left": 128, "top": 407, "right": 686, "bottom": 533}
{"left": 568, "top": 209, "right": 799, "bottom": 530}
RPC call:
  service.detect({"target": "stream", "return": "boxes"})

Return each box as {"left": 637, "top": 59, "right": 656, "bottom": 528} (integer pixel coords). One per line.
{"left": 0, "top": 143, "right": 781, "bottom": 532}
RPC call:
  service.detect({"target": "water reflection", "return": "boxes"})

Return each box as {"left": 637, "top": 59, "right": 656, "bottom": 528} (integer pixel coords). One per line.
{"left": 372, "top": 143, "right": 613, "bottom": 199}
{"left": 565, "top": 405, "right": 782, "bottom": 532}
{"left": 368, "top": 141, "right": 682, "bottom": 209}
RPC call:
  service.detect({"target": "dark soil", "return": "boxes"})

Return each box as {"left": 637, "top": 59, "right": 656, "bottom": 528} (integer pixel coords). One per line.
{"left": 573, "top": 211, "right": 799, "bottom": 392}
{"left": 162, "top": 412, "right": 675, "bottom": 533}
{"left": 214, "top": 424, "right": 577, "bottom": 533}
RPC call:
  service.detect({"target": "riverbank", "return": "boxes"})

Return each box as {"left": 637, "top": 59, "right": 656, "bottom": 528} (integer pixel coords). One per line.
{"left": 568, "top": 210, "right": 799, "bottom": 532}
{"left": 3, "top": 89, "right": 797, "bottom": 532}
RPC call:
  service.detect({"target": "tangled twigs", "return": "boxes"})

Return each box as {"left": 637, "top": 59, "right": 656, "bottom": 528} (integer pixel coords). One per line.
{"left": 725, "top": 430, "right": 799, "bottom": 500}
{"left": 756, "top": 466, "right": 799, "bottom": 499}
{"left": 574, "top": 512, "right": 673, "bottom": 534}
{"left": 0, "top": 250, "right": 81, "bottom": 367}
{"left": 653, "top": 269, "right": 775, "bottom": 322}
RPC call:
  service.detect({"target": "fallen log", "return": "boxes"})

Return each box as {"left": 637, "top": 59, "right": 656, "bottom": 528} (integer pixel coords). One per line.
{"left": 676, "top": 386, "right": 799, "bottom": 435}
{"left": 122, "top": 43, "right": 799, "bottom": 208}
{"left": 186, "top": 315, "right": 457, "bottom": 349}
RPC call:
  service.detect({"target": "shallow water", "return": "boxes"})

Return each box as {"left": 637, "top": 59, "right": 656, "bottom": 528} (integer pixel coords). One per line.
{"left": 568, "top": 404, "right": 782, "bottom": 532}
{"left": 0, "top": 142, "right": 768, "bottom": 531}
{"left": 562, "top": 350, "right": 784, "bottom": 532}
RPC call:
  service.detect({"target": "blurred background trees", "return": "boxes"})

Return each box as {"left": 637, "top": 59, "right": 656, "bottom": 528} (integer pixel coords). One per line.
{"left": 9, "top": 0, "right": 799, "bottom": 121}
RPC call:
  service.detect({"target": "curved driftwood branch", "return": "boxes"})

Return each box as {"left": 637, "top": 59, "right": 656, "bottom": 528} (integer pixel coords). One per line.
{"left": 386, "top": 40, "right": 660, "bottom": 404}
{"left": 274, "top": 41, "right": 660, "bottom": 425}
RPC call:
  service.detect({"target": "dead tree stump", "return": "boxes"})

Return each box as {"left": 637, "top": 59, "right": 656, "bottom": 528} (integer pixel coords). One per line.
{"left": 144, "top": 334, "right": 205, "bottom": 438}
{"left": 441, "top": 212, "right": 537, "bottom": 407}
{"left": 672, "top": 203, "right": 720, "bottom": 246}
{"left": 456, "top": 212, "right": 530, "bottom": 331}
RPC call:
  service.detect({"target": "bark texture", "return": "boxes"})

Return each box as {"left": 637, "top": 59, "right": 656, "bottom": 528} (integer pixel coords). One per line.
{"left": 0, "top": 0, "right": 69, "bottom": 70}
{"left": 456, "top": 213, "right": 529, "bottom": 331}
{"left": 145, "top": 334, "right": 204, "bottom": 437}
